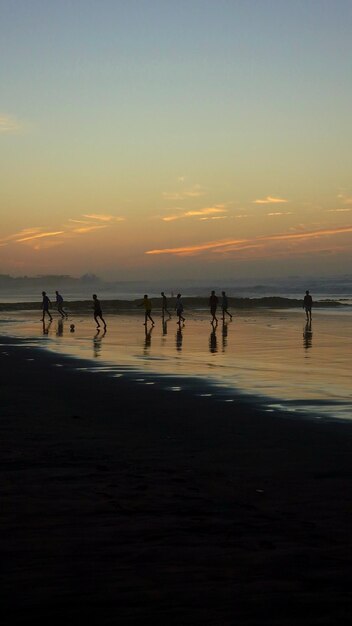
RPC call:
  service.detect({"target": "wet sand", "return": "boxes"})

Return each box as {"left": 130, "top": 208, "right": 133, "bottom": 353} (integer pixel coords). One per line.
{"left": 1, "top": 307, "right": 352, "bottom": 420}
{"left": 1, "top": 336, "right": 352, "bottom": 625}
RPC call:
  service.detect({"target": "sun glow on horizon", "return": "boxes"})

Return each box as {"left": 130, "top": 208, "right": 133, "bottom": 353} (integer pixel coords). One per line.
{"left": 1, "top": 2, "right": 351, "bottom": 279}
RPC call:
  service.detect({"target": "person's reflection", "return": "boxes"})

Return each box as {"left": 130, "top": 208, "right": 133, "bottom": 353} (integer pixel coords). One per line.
{"left": 222, "top": 320, "right": 228, "bottom": 351}
{"left": 56, "top": 319, "right": 63, "bottom": 337}
{"left": 162, "top": 318, "right": 169, "bottom": 336}
{"left": 303, "top": 320, "right": 313, "bottom": 351}
{"left": 144, "top": 324, "right": 153, "bottom": 353}
{"left": 42, "top": 319, "right": 52, "bottom": 335}
{"left": 93, "top": 328, "right": 106, "bottom": 357}
{"left": 176, "top": 327, "right": 183, "bottom": 352}
{"left": 209, "top": 326, "right": 218, "bottom": 354}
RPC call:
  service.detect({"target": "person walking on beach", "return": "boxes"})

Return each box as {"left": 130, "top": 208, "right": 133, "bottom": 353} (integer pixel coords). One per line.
{"left": 55, "top": 290, "right": 68, "bottom": 319}
{"left": 175, "top": 293, "right": 185, "bottom": 325}
{"left": 161, "top": 291, "right": 171, "bottom": 318}
{"left": 221, "top": 290, "right": 232, "bottom": 321}
{"left": 93, "top": 294, "right": 107, "bottom": 330}
{"left": 209, "top": 290, "right": 218, "bottom": 325}
{"left": 142, "top": 294, "right": 155, "bottom": 326}
{"left": 41, "top": 291, "right": 53, "bottom": 322}
{"left": 303, "top": 290, "right": 313, "bottom": 321}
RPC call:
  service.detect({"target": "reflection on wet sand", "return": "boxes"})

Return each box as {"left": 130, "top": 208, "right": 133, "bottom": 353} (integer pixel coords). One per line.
{"left": 303, "top": 321, "right": 313, "bottom": 351}
{"left": 222, "top": 321, "right": 228, "bottom": 351}
{"left": 144, "top": 325, "right": 153, "bottom": 352}
{"left": 42, "top": 320, "right": 52, "bottom": 335}
{"left": 93, "top": 328, "right": 106, "bottom": 357}
{"left": 176, "top": 327, "right": 183, "bottom": 352}
{"left": 209, "top": 327, "right": 217, "bottom": 354}
{"left": 6, "top": 308, "right": 351, "bottom": 420}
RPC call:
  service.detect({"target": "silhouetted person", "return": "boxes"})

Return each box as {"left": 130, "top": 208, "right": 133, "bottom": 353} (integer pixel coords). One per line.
{"left": 41, "top": 291, "right": 52, "bottom": 322}
{"left": 209, "top": 290, "right": 218, "bottom": 325}
{"left": 55, "top": 290, "right": 68, "bottom": 319}
{"left": 142, "top": 294, "right": 155, "bottom": 325}
{"left": 56, "top": 291, "right": 66, "bottom": 317}
{"left": 221, "top": 290, "right": 232, "bottom": 320}
{"left": 303, "top": 290, "right": 313, "bottom": 321}
{"left": 161, "top": 291, "right": 171, "bottom": 318}
{"left": 93, "top": 294, "right": 107, "bottom": 330}
{"left": 175, "top": 294, "right": 185, "bottom": 325}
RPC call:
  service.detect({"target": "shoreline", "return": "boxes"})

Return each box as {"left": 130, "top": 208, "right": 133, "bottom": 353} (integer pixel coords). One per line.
{"left": 1, "top": 335, "right": 352, "bottom": 624}
{"left": 0, "top": 295, "right": 349, "bottom": 313}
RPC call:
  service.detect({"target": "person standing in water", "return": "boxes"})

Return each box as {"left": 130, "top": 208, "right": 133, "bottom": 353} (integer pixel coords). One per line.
{"left": 41, "top": 291, "right": 53, "bottom": 322}
{"left": 55, "top": 290, "right": 68, "bottom": 319}
{"left": 303, "top": 290, "right": 313, "bottom": 321}
{"left": 93, "top": 294, "right": 107, "bottom": 330}
{"left": 142, "top": 294, "right": 155, "bottom": 326}
{"left": 221, "top": 290, "right": 232, "bottom": 321}
{"left": 175, "top": 293, "right": 185, "bottom": 325}
{"left": 209, "top": 290, "right": 218, "bottom": 325}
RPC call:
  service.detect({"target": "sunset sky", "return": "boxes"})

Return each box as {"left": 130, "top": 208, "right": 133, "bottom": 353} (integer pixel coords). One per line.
{"left": 1, "top": 0, "right": 351, "bottom": 280}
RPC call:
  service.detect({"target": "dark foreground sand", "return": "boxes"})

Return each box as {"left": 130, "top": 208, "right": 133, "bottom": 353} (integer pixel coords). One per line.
{"left": 1, "top": 337, "right": 352, "bottom": 625}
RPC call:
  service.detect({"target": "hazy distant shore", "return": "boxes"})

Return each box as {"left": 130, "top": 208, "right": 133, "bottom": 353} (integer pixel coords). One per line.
{"left": 0, "top": 295, "right": 348, "bottom": 313}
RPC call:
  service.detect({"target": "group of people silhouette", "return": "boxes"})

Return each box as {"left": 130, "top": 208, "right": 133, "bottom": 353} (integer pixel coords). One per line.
{"left": 41, "top": 290, "right": 68, "bottom": 323}
{"left": 41, "top": 289, "right": 313, "bottom": 331}
{"left": 139, "top": 291, "right": 233, "bottom": 327}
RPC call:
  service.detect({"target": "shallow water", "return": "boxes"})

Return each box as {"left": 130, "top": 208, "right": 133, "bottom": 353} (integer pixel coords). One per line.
{"left": 1, "top": 308, "right": 351, "bottom": 421}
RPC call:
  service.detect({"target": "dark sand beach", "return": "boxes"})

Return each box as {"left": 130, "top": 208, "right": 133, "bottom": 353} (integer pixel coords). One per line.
{"left": 1, "top": 336, "right": 352, "bottom": 625}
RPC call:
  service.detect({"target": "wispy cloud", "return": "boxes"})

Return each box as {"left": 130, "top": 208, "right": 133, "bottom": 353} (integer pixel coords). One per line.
{"left": 68, "top": 218, "right": 92, "bottom": 225}
{"left": 72, "top": 225, "right": 108, "bottom": 234}
{"left": 162, "top": 206, "right": 227, "bottom": 222}
{"left": 254, "top": 196, "right": 288, "bottom": 205}
{"left": 0, "top": 228, "right": 43, "bottom": 245}
{"left": 327, "top": 208, "right": 351, "bottom": 213}
{"left": 1, "top": 212, "right": 125, "bottom": 250}
{"left": 146, "top": 225, "right": 352, "bottom": 257}
{"left": 0, "top": 113, "right": 22, "bottom": 134}
{"left": 199, "top": 216, "right": 227, "bottom": 221}
{"left": 267, "top": 212, "right": 293, "bottom": 216}
{"left": 15, "top": 231, "right": 64, "bottom": 243}
{"left": 163, "top": 184, "right": 205, "bottom": 201}
{"left": 83, "top": 214, "right": 125, "bottom": 222}
{"left": 337, "top": 193, "right": 352, "bottom": 205}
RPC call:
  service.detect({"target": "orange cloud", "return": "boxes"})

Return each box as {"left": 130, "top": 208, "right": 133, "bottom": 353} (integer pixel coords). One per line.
{"left": 254, "top": 196, "right": 288, "bottom": 204}
{"left": 83, "top": 214, "right": 125, "bottom": 222}
{"left": 145, "top": 225, "right": 352, "bottom": 257}
{"left": 337, "top": 193, "right": 352, "bottom": 205}
{"left": 72, "top": 225, "right": 108, "bottom": 234}
{"left": 267, "top": 212, "right": 293, "bottom": 216}
{"left": 162, "top": 184, "right": 205, "bottom": 201}
{"left": 327, "top": 208, "right": 351, "bottom": 213}
{"left": 15, "top": 231, "right": 64, "bottom": 243}
{"left": 162, "top": 206, "right": 227, "bottom": 222}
